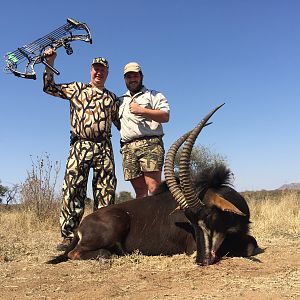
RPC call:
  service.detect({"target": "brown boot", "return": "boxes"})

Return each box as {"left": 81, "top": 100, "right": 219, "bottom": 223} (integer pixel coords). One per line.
{"left": 56, "top": 238, "right": 72, "bottom": 251}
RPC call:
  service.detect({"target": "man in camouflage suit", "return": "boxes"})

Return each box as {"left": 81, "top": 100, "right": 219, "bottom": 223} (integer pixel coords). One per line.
{"left": 43, "top": 48, "right": 120, "bottom": 250}
{"left": 119, "top": 62, "right": 170, "bottom": 198}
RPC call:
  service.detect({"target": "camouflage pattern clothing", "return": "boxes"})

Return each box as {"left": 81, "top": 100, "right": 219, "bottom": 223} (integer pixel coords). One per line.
{"left": 43, "top": 72, "right": 119, "bottom": 239}
{"left": 121, "top": 136, "right": 165, "bottom": 180}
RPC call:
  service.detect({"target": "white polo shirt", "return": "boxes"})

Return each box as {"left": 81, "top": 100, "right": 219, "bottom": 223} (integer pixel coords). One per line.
{"left": 119, "top": 86, "right": 170, "bottom": 142}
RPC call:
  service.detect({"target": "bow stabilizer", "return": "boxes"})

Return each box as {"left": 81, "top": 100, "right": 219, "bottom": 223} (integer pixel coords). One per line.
{"left": 4, "top": 18, "right": 92, "bottom": 80}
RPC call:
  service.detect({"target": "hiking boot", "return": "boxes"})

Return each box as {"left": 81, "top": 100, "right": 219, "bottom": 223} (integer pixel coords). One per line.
{"left": 56, "top": 238, "right": 72, "bottom": 251}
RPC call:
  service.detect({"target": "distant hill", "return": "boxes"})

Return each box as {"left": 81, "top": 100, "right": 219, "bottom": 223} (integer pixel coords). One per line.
{"left": 277, "top": 182, "right": 300, "bottom": 190}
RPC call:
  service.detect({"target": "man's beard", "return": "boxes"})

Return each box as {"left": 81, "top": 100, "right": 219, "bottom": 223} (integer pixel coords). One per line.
{"left": 126, "top": 82, "right": 143, "bottom": 94}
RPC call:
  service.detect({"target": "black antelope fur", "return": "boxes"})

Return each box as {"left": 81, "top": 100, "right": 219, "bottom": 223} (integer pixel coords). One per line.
{"left": 47, "top": 165, "right": 258, "bottom": 265}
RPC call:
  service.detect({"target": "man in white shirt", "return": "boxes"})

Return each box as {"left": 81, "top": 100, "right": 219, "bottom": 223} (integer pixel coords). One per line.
{"left": 119, "top": 62, "right": 170, "bottom": 198}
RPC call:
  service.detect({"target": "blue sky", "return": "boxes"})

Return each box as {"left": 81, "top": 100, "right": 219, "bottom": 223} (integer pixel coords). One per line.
{"left": 1, "top": 0, "right": 299, "bottom": 196}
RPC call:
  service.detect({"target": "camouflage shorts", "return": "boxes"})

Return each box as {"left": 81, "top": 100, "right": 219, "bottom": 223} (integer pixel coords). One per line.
{"left": 120, "top": 136, "right": 165, "bottom": 181}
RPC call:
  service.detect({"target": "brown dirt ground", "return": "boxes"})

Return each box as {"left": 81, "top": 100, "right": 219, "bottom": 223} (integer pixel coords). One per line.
{"left": 0, "top": 234, "right": 299, "bottom": 300}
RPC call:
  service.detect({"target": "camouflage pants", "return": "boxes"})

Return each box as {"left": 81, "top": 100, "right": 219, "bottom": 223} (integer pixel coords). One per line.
{"left": 60, "top": 139, "right": 116, "bottom": 238}
{"left": 121, "top": 136, "right": 165, "bottom": 181}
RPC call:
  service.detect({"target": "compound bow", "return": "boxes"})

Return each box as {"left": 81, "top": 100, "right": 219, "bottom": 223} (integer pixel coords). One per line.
{"left": 4, "top": 18, "right": 92, "bottom": 80}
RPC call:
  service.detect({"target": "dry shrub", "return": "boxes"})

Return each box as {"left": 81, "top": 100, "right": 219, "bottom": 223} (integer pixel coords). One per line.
{"left": 19, "top": 153, "right": 62, "bottom": 223}
{"left": 0, "top": 153, "right": 62, "bottom": 261}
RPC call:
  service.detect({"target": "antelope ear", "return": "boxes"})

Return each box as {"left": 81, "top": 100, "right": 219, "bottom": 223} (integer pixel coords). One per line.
{"left": 206, "top": 190, "right": 246, "bottom": 216}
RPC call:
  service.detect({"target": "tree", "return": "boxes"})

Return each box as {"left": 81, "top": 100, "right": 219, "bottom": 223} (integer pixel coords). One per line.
{"left": 0, "top": 180, "right": 8, "bottom": 204}
{"left": 5, "top": 184, "right": 20, "bottom": 205}
{"left": 0, "top": 180, "right": 20, "bottom": 205}
{"left": 174, "top": 144, "right": 227, "bottom": 179}
{"left": 116, "top": 191, "right": 132, "bottom": 203}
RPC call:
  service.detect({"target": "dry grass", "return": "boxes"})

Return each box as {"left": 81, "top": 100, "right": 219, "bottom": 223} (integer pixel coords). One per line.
{"left": 0, "top": 190, "right": 299, "bottom": 300}
{"left": 0, "top": 189, "right": 299, "bottom": 261}
{"left": 244, "top": 190, "right": 300, "bottom": 240}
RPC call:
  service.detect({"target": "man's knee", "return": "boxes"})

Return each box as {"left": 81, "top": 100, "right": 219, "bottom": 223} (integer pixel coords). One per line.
{"left": 147, "top": 179, "right": 161, "bottom": 195}
{"left": 144, "top": 171, "right": 161, "bottom": 194}
{"left": 130, "top": 176, "right": 148, "bottom": 198}
{"left": 148, "top": 184, "right": 158, "bottom": 195}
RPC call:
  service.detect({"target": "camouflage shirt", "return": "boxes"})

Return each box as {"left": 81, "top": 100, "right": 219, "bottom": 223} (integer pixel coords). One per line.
{"left": 43, "top": 72, "right": 120, "bottom": 140}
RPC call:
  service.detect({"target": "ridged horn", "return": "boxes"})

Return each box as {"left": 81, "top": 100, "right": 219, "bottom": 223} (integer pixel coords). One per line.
{"left": 164, "top": 131, "right": 191, "bottom": 208}
{"left": 164, "top": 122, "right": 214, "bottom": 209}
{"left": 179, "top": 104, "right": 225, "bottom": 208}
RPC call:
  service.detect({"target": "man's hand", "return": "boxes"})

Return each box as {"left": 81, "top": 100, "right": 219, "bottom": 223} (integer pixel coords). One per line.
{"left": 129, "top": 100, "right": 145, "bottom": 115}
{"left": 129, "top": 99, "right": 169, "bottom": 123}
{"left": 43, "top": 48, "right": 57, "bottom": 65}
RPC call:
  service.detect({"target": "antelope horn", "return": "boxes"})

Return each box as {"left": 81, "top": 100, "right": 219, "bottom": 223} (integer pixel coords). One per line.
{"left": 164, "top": 131, "right": 191, "bottom": 208}
{"left": 164, "top": 121, "right": 214, "bottom": 209}
{"left": 179, "top": 103, "right": 225, "bottom": 208}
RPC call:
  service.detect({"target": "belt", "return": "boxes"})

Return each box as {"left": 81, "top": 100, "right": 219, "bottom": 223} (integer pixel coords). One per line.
{"left": 120, "top": 135, "right": 162, "bottom": 147}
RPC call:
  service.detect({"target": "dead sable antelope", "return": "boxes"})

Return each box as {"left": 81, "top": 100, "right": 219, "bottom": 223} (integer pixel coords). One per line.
{"left": 47, "top": 104, "right": 258, "bottom": 265}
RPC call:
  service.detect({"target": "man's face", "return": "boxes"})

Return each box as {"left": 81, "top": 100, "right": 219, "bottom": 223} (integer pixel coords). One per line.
{"left": 90, "top": 64, "right": 108, "bottom": 87}
{"left": 124, "top": 72, "right": 143, "bottom": 94}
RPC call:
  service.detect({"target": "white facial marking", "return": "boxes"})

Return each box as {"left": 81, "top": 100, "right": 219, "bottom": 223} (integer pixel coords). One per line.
{"left": 198, "top": 220, "right": 211, "bottom": 257}
{"left": 211, "top": 232, "right": 225, "bottom": 254}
